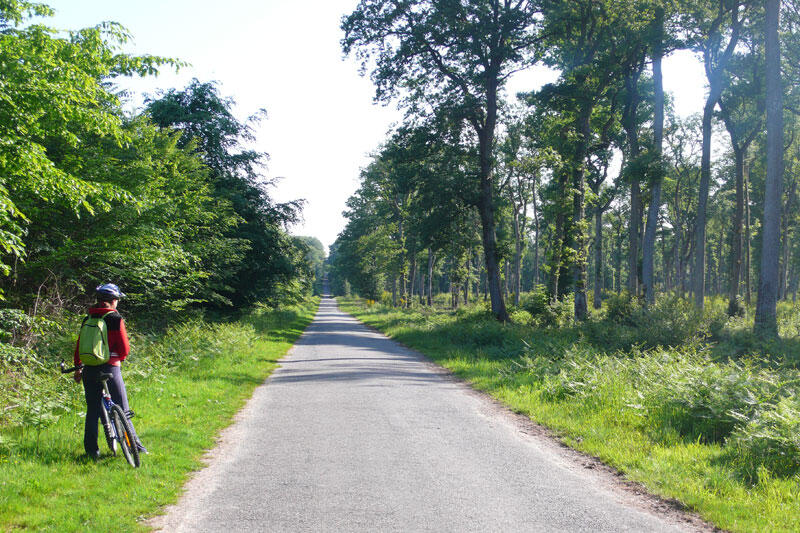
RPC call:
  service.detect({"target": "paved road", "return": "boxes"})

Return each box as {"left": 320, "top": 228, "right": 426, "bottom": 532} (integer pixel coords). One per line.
{"left": 152, "top": 298, "right": 694, "bottom": 532}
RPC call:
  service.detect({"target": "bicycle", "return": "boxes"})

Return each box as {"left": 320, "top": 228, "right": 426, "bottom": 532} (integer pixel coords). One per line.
{"left": 60, "top": 362, "right": 141, "bottom": 468}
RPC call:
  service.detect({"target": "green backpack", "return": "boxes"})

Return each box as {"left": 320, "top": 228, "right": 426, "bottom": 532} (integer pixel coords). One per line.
{"left": 77, "top": 311, "right": 115, "bottom": 366}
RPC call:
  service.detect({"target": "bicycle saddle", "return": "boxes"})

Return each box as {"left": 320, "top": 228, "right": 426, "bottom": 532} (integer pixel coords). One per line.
{"left": 97, "top": 372, "right": 113, "bottom": 382}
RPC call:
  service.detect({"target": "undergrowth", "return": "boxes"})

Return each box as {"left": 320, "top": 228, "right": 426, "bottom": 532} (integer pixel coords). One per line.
{"left": 0, "top": 298, "right": 318, "bottom": 531}
{"left": 341, "top": 294, "right": 800, "bottom": 532}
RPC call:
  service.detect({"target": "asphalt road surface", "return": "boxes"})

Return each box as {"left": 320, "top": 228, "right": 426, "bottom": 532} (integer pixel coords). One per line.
{"left": 152, "top": 297, "right": 697, "bottom": 532}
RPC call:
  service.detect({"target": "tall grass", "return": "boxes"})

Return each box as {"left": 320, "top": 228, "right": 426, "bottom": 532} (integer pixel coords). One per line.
{"left": 341, "top": 294, "right": 800, "bottom": 532}
{"left": 0, "top": 298, "right": 318, "bottom": 531}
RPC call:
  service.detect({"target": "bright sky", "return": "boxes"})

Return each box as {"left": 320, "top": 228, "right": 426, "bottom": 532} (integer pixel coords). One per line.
{"left": 43, "top": 1, "right": 708, "bottom": 253}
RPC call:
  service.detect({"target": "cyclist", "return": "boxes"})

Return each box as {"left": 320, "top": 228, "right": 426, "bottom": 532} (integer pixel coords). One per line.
{"left": 73, "top": 283, "right": 147, "bottom": 459}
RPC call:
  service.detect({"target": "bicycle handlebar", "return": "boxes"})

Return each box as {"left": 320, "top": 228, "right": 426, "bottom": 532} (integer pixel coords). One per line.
{"left": 60, "top": 362, "right": 83, "bottom": 374}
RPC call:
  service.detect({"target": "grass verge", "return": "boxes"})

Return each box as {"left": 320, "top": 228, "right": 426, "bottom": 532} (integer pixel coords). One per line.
{"left": 0, "top": 298, "right": 318, "bottom": 532}
{"left": 339, "top": 296, "right": 800, "bottom": 533}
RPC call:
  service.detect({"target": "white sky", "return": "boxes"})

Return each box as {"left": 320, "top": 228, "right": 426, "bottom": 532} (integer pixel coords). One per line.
{"left": 42, "top": 1, "right": 708, "bottom": 253}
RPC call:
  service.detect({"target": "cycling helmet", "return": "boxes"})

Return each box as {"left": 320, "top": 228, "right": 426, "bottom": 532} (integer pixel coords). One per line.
{"left": 95, "top": 283, "right": 126, "bottom": 301}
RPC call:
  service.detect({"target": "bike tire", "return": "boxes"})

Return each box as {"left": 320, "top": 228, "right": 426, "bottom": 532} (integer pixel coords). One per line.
{"left": 111, "top": 404, "right": 140, "bottom": 468}
{"left": 100, "top": 407, "right": 117, "bottom": 456}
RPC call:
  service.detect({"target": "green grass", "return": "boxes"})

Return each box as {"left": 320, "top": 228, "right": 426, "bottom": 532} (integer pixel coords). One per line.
{"left": 0, "top": 298, "right": 318, "bottom": 532}
{"left": 339, "top": 296, "right": 800, "bottom": 533}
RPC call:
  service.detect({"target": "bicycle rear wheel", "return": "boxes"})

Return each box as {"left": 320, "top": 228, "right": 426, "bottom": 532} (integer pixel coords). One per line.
{"left": 100, "top": 407, "right": 117, "bottom": 455}
{"left": 111, "top": 404, "right": 140, "bottom": 468}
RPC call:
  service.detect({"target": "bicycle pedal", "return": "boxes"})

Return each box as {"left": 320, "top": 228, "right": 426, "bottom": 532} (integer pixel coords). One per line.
{"left": 125, "top": 410, "right": 135, "bottom": 419}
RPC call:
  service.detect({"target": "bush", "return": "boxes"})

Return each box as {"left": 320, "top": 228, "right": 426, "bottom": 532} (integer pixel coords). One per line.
{"left": 540, "top": 344, "right": 624, "bottom": 401}
{"left": 521, "top": 286, "right": 571, "bottom": 327}
{"left": 509, "top": 309, "right": 532, "bottom": 324}
{"left": 586, "top": 294, "right": 710, "bottom": 351}
{"left": 727, "top": 296, "right": 746, "bottom": 318}
{"left": 635, "top": 352, "right": 776, "bottom": 442}
{"left": 379, "top": 291, "right": 393, "bottom": 307}
{"left": 729, "top": 395, "right": 800, "bottom": 479}
{"left": 604, "top": 292, "right": 640, "bottom": 325}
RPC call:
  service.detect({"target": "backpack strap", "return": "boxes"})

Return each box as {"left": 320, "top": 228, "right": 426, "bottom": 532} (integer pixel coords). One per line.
{"left": 77, "top": 314, "right": 89, "bottom": 340}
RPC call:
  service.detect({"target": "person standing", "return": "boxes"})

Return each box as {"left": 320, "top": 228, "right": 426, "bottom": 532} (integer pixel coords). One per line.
{"left": 73, "top": 283, "right": 147, "bottom": 458}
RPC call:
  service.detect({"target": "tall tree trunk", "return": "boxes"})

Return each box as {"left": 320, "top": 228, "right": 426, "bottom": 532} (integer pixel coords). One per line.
{"left": 695, "top": 7, "right": 742, "bottom": 308}
{"left": 729, "top": 146, "right": 745, "bottom": 311}
{"left": 548, "top": 169, "right": 569, "bottom": 302}
{"left": 745, "top": 163, "right": 753, "bottom": 306}
{"left": 533, "top": 202, "right": 540, "bottom": 287}
{"left": 426, "top": 249, "right": 435, "bottom": 307}
{"left": 408, "top": 255, "right": 417, "bottom": 308}
{"left": 392, "top": 277, "right": 398, "bottom": 307}
{"left": 643, "top": 10, "right": 665, "bottom": 305}
{"left": 717, "top": 229, "right": 724, "bottom": 295}
{"left": 756, "top": 0, "right": 783, "bottom": 334}
{"left": 398, "top": 221, "right": 406, "bottom": 304}
{"left": 504, "top": 260, "right": 510, "bottom": 300}
{"left": 693, "top": 93, "right": 716, "bottom": 309}
{"left": 464, "top": 254, "right": 470, "bottom": 306}
{"left": 513, "top": 214, "right": 523, "bottom": 306}
{"left": 624, "top": 69, "right": 643, "bottom": 296}
{"left": 472, "top": 255, "right": 478, "bottom": 299}
{"left": 779, "top": 181, "right": 796, "bottom": 300}
{"left": 615, "top": 225, "right": 623, "bottom": 294}
{"left": 593, "top": 205, "right": 604, "bottom": 309}
{"left": 476, "top": 83, "right": 509, "bottom": 322}
{"left": 573, "top": 103, "right": 592, "bottom": 320}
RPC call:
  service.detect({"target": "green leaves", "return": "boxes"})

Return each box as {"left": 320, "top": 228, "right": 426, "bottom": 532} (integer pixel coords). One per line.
{"left": 146, "top": 80, "right": 308, "bottom": 308}
{"left": 0, "top": 4, "right": 180, "bottom": 279}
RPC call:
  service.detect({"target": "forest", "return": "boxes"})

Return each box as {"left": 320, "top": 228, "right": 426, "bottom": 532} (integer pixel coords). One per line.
{"left": 331, "top": 2, "right": 800, "bottom": 528}
{"left": 0, "top": 0, "right": 324, "bottom": 455}
{"left": 332, "top": 0, "right": 796, "bottom": 336}
{"left": 0, "top": 0, "right": 327, "bottom": 318}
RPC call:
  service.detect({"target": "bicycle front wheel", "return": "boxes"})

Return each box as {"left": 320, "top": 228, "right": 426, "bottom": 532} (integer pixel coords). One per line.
{"left": 111, "top": 404, "right": 140, "bottom": 468}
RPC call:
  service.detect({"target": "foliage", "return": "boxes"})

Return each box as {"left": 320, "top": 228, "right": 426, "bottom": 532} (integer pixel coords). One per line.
{"left": 520, "top": 285, "right": 571, "bottom": 327}
{"left": 146, "top": 80, "right": 307, "bottom": 308}
{"left": 0, "top": 1, "right": 177, "bottom": 281}
{"left": 294, "top": 236, "right": 326, "bottom": 295}
{"left": 729, "top": 395, "right": 800, "bottom": 480}
{"left": 0, "top": 5, "right": 315, "bottom": 313}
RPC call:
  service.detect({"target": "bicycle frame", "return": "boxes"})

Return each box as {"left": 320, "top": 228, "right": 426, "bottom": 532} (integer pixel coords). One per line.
{"left": 60, "top": 362, "right": 139, "bottom": 466}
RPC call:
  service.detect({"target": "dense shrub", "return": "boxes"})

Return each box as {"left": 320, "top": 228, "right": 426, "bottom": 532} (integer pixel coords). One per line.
{"left": 633, "top": 351, "right": 779, "bottom": 443}
{"left": 729, "top": 396, "right": 800, "bottom": 479}
{"left": 0, "top": 301, "right": 315, "bottom": 443}
{"left": 586, "top": 294, "right": 720, "bottom": 351}
{"left": 521, "top": 286, "right": 571, "bottom": 327}
{"left": 604, "top": 292, "right": 640, "bottom": 325}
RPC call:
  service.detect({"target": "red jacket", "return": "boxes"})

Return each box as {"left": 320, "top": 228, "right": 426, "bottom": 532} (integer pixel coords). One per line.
{"left": 74, "top": 307, "right": 130, "bottom": 367}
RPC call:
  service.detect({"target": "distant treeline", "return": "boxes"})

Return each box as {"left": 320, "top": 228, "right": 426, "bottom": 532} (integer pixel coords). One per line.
{"left": 0, "top": 1, "right": 323, "bottom": 314}
{"left": 332, "top": 0, "right": 796, "bottom": 334}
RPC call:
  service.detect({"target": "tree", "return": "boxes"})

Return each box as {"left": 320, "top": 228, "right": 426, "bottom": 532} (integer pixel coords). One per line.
{"left": 755, "top": 0, "right": 782, "bottom": 334}
{"left": 0, "top": 1, "right": 175, "bottom": 284}
{"left": 294, "top": 236, "right": 326, "bottom": 295}
{"left": 147, "top": 80, "right": 305, "bottom": 307}
{"left": 11, "top": 116, "right": 245, "bottom": 310}
{"left": 342, "top": 0, "right": 542, "bottom": 321}
{"left": 642, "top": 6, "right": 666, "bottom": 305}
{"left": 535, "top": 0, "right": 652, "bottom": 319}
{"left": 498, "top": 112, "right": 540, "bottom": 306}
{"left": 717, "top": 34, "right": 764, "bottom": 314}
{"left": 685, "top": 0, "right": 748, "bottom": 309}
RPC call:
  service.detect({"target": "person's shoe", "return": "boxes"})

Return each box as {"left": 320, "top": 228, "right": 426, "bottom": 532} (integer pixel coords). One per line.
{"left": 86, "top": 450, "right": 101, "bottom": 460}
